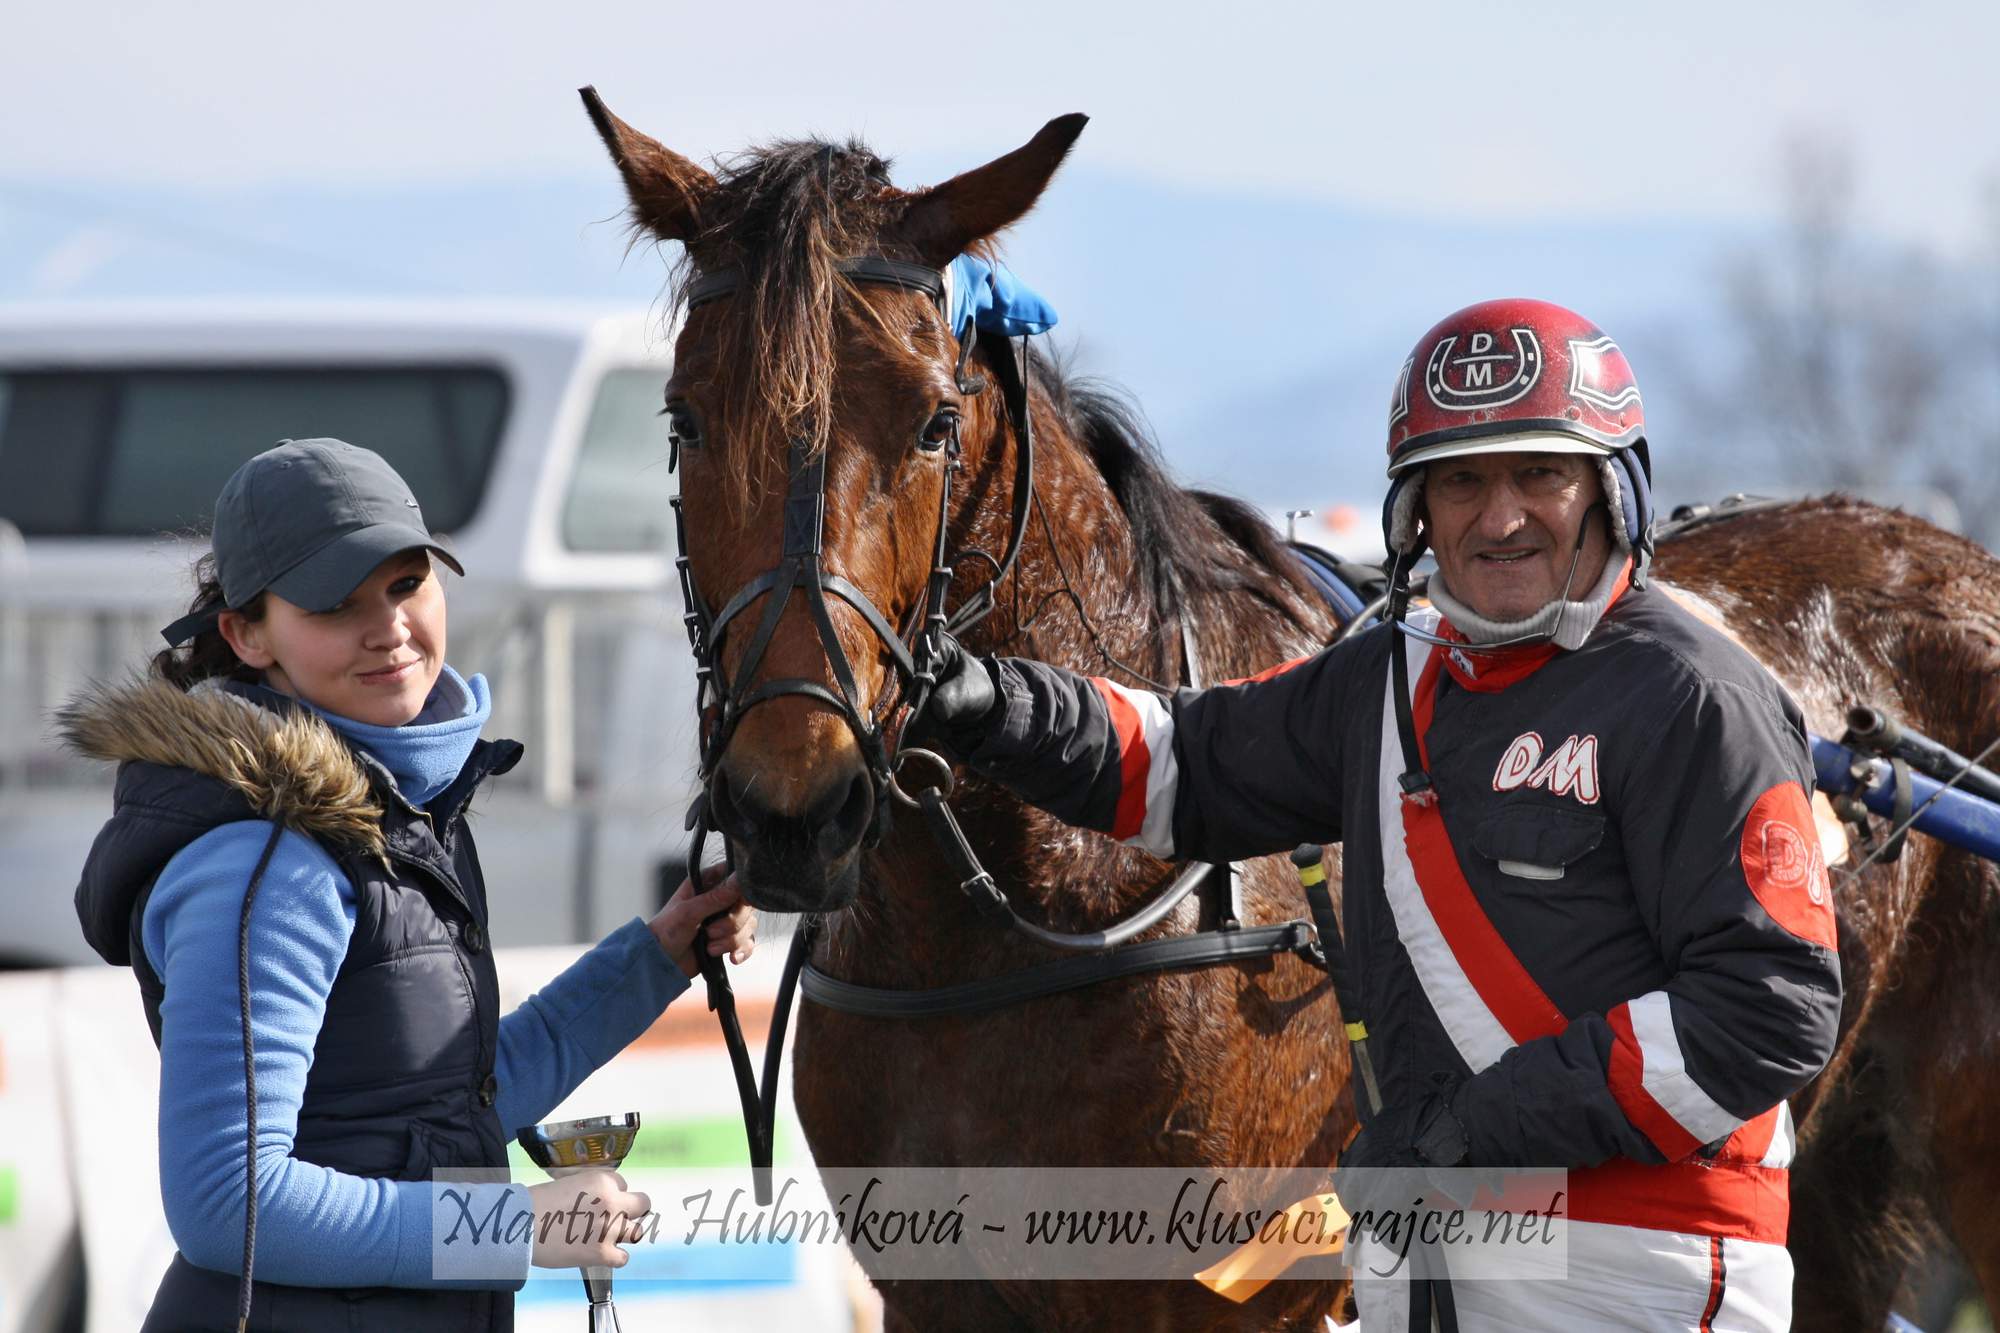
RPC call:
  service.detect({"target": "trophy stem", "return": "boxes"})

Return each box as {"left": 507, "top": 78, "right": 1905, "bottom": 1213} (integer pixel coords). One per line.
{"left": 584, "top": 1264, "right": 620, "bottom": 1331}
{"left": 586, "top": 1292, "right": 622, "bottom": 1333}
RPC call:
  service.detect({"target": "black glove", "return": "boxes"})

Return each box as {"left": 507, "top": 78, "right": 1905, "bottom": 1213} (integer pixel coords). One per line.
{"left": 904, "top": 632, "right": 1002, "bottom": 759}
{"left": 1334, "top": 1094, "right": 1472, "bottom": 1232}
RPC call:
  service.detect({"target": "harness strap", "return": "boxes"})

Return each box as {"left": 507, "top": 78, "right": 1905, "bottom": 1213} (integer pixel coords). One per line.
{"left": 687, "top": 255, "right": 945, "bottom": 311}
{"left": 943, "top": 332, "right": 1035, "bottom": 639}
{"left": 799, "top": 921, "right": 1317, "bottom": 1019}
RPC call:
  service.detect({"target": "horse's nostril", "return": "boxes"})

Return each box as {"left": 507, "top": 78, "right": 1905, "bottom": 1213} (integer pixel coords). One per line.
{"left": 814, "top": 771, "right": 874, "bottom": 859}
{"left": 708, "top": 769, "right": 761, "bottom": 844}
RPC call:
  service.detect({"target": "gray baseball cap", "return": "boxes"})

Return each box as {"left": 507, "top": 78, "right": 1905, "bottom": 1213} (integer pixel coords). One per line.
{"left": 161, "top": 438, "right": 465, "bottom": 646}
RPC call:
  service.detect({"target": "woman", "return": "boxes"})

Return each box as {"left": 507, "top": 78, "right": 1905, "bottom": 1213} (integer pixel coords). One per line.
{"left": 60, "top": 437, "right": 754, "bottom": 1331}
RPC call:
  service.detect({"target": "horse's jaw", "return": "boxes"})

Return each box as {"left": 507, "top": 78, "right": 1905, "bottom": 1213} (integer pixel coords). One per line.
{"left": 728, "top": 836, "right": 863, "bottom": 914}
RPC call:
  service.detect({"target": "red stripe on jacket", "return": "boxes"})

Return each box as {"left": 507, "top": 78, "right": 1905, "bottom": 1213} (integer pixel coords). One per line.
{"left": 1605, "top": 1001, "right": 1705, "bottom": 1161}
{"left": 1402, "top": 646, "right": 1569, "bottom": 1043}
{"left": 1090, "top": 677, "right": 1151, "bottom": 842}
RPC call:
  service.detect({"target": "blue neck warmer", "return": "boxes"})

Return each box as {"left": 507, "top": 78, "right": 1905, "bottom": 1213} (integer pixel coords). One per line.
{"left": 249, "top": 665, "right": 492, "bottom": 807}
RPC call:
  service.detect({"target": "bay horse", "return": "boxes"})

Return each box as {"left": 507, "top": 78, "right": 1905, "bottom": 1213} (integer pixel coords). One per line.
{"left": 579, "top": 93, "right": 2000, "bottom": 1330}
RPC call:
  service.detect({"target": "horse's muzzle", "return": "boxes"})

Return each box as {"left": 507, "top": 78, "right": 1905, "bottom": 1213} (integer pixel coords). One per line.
{"left": 709, "top": 761, "right": 873, "bottom": 911}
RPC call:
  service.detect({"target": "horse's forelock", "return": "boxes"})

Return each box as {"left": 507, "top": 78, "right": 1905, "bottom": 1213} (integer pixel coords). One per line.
{"left": 676, "top": 137, "right": 905, "bottom": 510}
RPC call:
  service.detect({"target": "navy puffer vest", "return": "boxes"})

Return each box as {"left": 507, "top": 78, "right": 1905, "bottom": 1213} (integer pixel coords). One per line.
{"left": 65, "top": 677, "right": 525, "bottom": 1332}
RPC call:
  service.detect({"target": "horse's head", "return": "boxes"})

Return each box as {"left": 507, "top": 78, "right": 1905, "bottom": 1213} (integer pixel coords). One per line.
{"left": 583, "top": 89, "right": 1085, "bottom": 911}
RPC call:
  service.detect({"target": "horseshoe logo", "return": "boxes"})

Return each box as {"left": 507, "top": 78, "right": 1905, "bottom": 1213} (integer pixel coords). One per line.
{"left": 1425, "top": 328, "right": 1543, "bottom": 412}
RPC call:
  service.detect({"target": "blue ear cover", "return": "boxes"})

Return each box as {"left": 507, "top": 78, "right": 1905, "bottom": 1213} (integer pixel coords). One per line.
{"left": 948, "top": 255, "right": 1058, "bottom": 340}
{"left": 1609, "top": 440, "right": 1654, "bottom": 575}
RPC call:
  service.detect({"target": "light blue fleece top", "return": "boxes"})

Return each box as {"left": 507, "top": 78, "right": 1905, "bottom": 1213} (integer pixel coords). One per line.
{"left": 140, "top": 665, "right": 690, "bottom": 1289}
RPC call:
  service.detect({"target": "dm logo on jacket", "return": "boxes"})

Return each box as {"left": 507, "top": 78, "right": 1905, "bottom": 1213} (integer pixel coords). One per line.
{"left": 1491, "top": 730, "right": 1601, "bottom": 804}
{"left": 1741, "top": 782, "right": 1838, "bottom": 947}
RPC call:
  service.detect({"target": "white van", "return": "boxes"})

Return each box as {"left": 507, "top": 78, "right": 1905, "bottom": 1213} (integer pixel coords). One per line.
{"left": 0, "top": 302, "right": 706, "bottom": 967}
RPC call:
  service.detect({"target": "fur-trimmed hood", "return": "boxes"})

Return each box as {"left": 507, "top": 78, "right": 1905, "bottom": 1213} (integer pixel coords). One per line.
{"left": 63, "top": 676, "right": 394, "bottom": 969}
{"left": 58, "top": 676, "right": 388, "bottom": 858}
{"left": 64, "top": 672, "right": 518, "bottom": 970}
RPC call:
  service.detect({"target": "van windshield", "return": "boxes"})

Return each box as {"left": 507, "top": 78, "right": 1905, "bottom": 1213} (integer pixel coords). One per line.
{"left": 0, "top": 364, "right": 508, "bottom": 537}
{"left": 562, "top": 367, "right": 676, "bottom": 554}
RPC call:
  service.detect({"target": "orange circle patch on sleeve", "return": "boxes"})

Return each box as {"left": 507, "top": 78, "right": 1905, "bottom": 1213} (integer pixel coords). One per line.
{"left": 1740, "top": 781, "right": 1839, "bottom": 951}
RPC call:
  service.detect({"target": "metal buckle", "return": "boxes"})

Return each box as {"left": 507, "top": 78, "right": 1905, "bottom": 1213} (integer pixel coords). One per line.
{"left": 886, "top": 746, "right": 955, "bottom": 809}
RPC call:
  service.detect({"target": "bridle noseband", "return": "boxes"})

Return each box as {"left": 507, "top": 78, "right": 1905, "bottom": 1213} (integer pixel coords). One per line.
{"left": 670, "top": 256, "right": 1035, "bottom": 848}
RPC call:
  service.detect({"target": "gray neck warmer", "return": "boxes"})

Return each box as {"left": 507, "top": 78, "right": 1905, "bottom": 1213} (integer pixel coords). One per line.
{"left": 1427, "top": 554, "right": 1629, "bottom": 652}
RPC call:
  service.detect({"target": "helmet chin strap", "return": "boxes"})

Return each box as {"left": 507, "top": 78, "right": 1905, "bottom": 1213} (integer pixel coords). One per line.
{"left": 1391, "top": 500, "right": 1612, "bottom": 656}
{"left": 1383, "top": 500, "right": 1611, "bottom": 803}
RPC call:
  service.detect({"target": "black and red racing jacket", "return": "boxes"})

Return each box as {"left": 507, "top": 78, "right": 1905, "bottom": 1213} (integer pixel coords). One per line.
{"left": 958, "top": 575, "right": 1841, "bottom": 1245}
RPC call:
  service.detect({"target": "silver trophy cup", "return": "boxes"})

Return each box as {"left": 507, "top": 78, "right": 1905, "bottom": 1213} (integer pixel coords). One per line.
{"left": 517, "top": 1113, "right": 644, "bottom": 1333}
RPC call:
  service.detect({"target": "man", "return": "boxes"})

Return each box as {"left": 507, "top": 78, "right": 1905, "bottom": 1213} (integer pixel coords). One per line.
{"left": 915, "top": 299, "right": 1841, "bottom": 1330}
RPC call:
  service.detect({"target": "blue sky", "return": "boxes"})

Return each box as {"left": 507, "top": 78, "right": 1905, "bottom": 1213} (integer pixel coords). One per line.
{"left": 10, "top": 0, "right": 1996, "bottom": 252}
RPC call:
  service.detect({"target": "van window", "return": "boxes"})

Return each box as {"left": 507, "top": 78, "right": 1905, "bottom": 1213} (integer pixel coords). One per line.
{"left": 0, "top": 365, "right": 508, "bottom": 537}
{"left": 562, "top": 368, "right": 676, "bottom": 553}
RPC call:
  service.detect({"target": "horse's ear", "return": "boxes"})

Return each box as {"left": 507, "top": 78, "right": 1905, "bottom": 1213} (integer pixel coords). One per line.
{"left": 578, "top": 86, "right": 715, "bottom": 243}
{"left": 896, "top": 114, "right": 1088, "bottom": 267}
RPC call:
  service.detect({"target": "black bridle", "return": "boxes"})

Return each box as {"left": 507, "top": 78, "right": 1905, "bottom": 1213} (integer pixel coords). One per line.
{"left": 671, "top": 255, "right": 1328, "bottom": 1206}
{"left": 671, "top": 256, "right": 1036, "bottom": 840}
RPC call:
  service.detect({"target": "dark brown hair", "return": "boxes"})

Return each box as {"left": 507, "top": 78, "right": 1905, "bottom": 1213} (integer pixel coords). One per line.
{"left": 676, "top": 138, "right": 907, "bottom": 508}
{"left": 149, "top": 551, "right": 267, "bottom": 690}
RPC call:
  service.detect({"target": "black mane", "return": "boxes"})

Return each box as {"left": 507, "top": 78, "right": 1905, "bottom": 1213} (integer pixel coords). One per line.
{"left": 1032, "top": 348, "right": 1327, "bottom": 640}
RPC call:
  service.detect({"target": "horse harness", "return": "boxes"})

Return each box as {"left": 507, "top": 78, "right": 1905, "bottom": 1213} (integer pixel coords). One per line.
{"left": 667, "top": 254, "right": 1334, "bottom": 1201}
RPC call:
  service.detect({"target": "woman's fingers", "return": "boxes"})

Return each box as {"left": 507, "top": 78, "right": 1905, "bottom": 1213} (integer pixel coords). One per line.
{"left": 529, "top": 1169, "right": 658, "bottom": 1269}
{"left": 683, "top": 881, "right": 742, "bottom": 921}
{"left": 667, "top": 862, "right": 733, "bottom": 904}
{"left": 706, "top": 907, "right": 757, "bottom": 963}
{"left": 704, "top": 905, "right": 755, "bottom": 939}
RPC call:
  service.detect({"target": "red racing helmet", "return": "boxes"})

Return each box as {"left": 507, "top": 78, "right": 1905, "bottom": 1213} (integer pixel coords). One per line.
{"left": 1381, "top": 298, "right": 1654, "bottom": 565}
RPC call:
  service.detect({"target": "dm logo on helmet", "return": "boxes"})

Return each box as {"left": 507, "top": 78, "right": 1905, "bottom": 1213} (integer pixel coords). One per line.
{"left": 1424, "top": 328, "right": 1542, "bottom": 412}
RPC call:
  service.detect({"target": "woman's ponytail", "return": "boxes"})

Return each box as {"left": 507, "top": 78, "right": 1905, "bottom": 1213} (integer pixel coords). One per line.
{"left": 149, "top": 551, "right": 267, "bottom": 690}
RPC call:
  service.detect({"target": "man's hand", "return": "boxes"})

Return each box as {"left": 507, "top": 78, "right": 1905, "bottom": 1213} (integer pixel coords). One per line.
{"left": 905, "top": 632, "right": 1001, "bottom": 758}
{"left": 648, "top": 865, "right": 756, "bottom": 979}
{"left": 1333, "top": 1095, "right": 1473, "bottom": 1230}
{"left": 527, "top": 1168, "right": 652, "bottom": 1269}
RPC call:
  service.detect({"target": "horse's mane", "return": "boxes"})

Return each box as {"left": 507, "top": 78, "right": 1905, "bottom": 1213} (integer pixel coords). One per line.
{"left": 1035, "top": 350, "right": 1328, "bottom": 643}
{"left": 681, "top": 135, "right": 1326, "bottom": 645}
{"left": 674, "top": 137, "right": 908, "bottom": 499}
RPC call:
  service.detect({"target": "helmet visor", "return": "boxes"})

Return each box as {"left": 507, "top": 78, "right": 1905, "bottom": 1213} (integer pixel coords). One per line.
{"left": 1387, "top": 431, "right": 1614, "bottom": 478}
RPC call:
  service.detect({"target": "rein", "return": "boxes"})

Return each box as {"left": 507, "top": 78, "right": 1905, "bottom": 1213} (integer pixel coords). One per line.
{"left": 670, "top": 255, "right": 1329, "bottom": 1203}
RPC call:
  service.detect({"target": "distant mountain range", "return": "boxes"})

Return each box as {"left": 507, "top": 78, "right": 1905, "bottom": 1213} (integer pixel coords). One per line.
{"left": 0, "top": 168, "right": 1772, "bottom": 523}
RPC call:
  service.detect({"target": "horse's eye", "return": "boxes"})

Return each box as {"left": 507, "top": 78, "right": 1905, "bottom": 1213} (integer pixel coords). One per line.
{"left": 664, "top": 401, "right": 703, "bottom": 450}
{"left": 918, "top": 407, "right": 960, "bottom": 454}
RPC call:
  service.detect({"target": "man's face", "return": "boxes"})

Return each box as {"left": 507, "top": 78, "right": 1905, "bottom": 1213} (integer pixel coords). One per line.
{"left": 1422, "top": 451, "right": 1614, "bottom": 624}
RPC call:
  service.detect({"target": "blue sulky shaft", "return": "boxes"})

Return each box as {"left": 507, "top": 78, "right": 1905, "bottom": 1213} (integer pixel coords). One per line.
{"left": 1810, "top": 735, "right": 2000, "bottom": 864}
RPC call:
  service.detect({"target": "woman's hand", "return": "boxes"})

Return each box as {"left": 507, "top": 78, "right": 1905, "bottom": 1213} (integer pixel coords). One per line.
{"left": 527, "top": 1168, "right": 652, "bottom": 1269}
{"left": 648, "top": 864, "right": 757, "bottom": 979}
